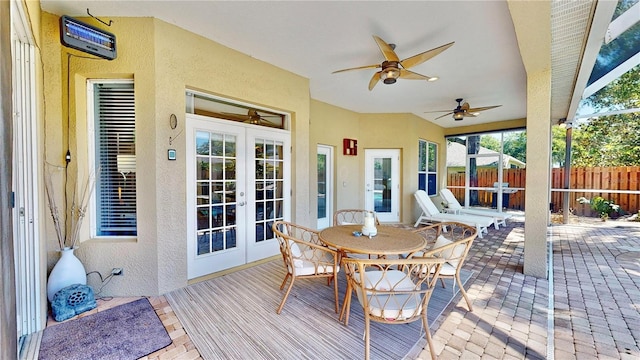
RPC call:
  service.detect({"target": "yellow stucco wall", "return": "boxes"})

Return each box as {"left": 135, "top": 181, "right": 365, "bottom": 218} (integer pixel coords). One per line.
{"left": 309, "top": 100, "right": 446, "bottom": 225}
{"left": 40, "top": 13, "right": 310, "bottom": 296}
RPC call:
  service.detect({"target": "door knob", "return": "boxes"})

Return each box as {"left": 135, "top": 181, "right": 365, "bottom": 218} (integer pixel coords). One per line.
{"left": 238, "top": 201, "right": 246, "bottom": 206}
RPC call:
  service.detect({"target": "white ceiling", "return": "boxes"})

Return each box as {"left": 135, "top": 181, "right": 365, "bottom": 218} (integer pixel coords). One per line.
{"left": 40, "top": 0, "right": 591, "bottom": 128}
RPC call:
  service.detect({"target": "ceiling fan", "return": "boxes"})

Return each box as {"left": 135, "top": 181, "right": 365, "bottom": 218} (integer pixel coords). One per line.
{"left": 332, "top": 35, "right": 454, "bottom": 91}
{"left": 196, "top": 108, "right": 283, "bottom": 128}
{"left": 428, "top": 98, "right": 502, "bottom": 121}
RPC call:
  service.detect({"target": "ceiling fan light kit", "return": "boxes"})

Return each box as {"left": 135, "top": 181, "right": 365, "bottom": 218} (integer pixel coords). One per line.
{"left": 332, "top": 35, "right": 454, "bottom": 91}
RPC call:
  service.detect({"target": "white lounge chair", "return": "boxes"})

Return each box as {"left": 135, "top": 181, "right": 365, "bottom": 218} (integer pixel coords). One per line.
{"left": 413, "top": 190, "right": 492, "bottom": 238}
{"left": 439, "top": 188, "right": 513, "bottom": 229}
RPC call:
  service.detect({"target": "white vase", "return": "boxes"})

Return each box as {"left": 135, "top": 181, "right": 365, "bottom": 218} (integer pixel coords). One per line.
{"left": 47, "top": 247, "right": 87, "bottom": 302}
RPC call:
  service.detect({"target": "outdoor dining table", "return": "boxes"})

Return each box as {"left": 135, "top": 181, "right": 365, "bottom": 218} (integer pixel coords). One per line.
{"left": 318, "top": 224, "right": 427, "bottom": 257}
{"left": 318, "top": 224, "right": 428, "bottom": 325}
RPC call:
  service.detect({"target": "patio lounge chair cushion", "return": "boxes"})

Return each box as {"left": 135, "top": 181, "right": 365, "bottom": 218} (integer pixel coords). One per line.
{"left": 439, "top": 188, "right": 513, "bottom": 229}
{"left": 414, "top": 190, "right": 493, "bottom": 237}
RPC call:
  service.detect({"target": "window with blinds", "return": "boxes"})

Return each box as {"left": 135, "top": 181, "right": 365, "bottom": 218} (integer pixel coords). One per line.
{"left": 92, "top": 81, "right": 137, "bottom": 236}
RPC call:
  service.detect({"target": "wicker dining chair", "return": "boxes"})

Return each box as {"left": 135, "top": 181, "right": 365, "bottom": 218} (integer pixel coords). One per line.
{"left": 272, "top": 220, "right": 340, "bottom": 314}
{"left": 333, "top": 209, "right": 381, "bottom": 226}
{"left": 410, "top": 221, "right": 478, "bottom": 311}
{"left": 341, "top": 257, "right": 445, "bottom": 360}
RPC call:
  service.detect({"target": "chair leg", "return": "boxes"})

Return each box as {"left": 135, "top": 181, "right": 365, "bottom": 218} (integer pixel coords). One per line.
{"left": 279, "top": 273, "right": 291, "bottom": 290}
{"left": 276, "top": 276, "right": 295, "bottom": 314}
{"left": 332, "top": 273, "right": 339, "bottom": 313}
{"left": 456, "top": 273, "right": 473, "bottom": 311}
{"left": 422, "top": 314, "right": 437, "bottom": 360}
{"left": 363, "top": 315, "right": 371, "bottom": 360}
{"left": 340, "top": 283, "right": 352, "bottom": 325}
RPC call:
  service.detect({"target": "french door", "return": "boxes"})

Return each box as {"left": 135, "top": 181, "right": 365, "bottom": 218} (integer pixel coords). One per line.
{"left": 186, "top": 115, "right": 290, "bottom": 279}
{"left": 364, "top": 149, "right": 400, "bottom": 223}
{"left": 317, "top": 145, "right": 333, "bottom": 229}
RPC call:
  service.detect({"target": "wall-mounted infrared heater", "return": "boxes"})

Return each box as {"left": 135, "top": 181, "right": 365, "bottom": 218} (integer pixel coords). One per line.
{"left": 60, "top": 15, "right": 117, "bottom": 60}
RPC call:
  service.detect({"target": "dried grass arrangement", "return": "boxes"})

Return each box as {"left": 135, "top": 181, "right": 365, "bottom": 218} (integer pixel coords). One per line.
{"left": 44, "top": 165, "right": 99, "bottom": 250}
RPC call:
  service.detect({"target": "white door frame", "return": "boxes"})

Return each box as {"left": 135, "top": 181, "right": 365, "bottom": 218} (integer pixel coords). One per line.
{"left": 364, "top": 149, "right": 400, "bottom": 223}
{"left": 316, "top": 144, "right": 333, "bottom": 229}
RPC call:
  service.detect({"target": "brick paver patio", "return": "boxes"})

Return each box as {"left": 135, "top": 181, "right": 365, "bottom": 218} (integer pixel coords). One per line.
{"left": 417, "top": 218, "right": 640, "bottom": 359}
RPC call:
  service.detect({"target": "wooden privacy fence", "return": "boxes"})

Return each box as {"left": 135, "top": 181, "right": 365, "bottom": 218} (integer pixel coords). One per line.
{"left": 447, "top": 166, "right": 640, "bottom": 216}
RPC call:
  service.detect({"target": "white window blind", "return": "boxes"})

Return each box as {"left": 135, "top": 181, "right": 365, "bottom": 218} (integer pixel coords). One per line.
{"left": 93, "top": 82, "right": 137, "bottom": 236}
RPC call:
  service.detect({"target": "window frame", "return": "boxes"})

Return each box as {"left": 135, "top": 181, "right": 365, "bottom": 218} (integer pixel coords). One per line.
{"left": 87, "top": 79, "right": 137, "bottom": 238}
{"left": 418, "top": 139, "right": 438, "bottom": 196}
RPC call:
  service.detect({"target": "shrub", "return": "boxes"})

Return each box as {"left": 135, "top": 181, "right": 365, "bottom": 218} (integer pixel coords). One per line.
{"left": 576, "top": 196, "right": 622, "bottom": 220}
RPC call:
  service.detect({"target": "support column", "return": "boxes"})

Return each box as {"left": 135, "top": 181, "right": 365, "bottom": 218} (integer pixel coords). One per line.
{"left": 524, "top": 69, "right": 552, "bottom": 278}
{"left": 508, "top": 0, "right": 552, "bottom": 279}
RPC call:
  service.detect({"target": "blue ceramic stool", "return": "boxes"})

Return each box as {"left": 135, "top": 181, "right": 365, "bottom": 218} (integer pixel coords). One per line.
{"left": 51, "top": 284, "right": 97, "bottom": 322}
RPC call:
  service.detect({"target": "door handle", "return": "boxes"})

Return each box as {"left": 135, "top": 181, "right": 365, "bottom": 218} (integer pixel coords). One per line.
{"left": 238, "top": 201, "right": 246, "bottom": 206}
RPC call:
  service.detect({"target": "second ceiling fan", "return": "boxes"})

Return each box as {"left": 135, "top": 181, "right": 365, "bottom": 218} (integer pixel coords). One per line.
{"left": 428, "top": 98, "right": 502, "bottom": 121}
{"left": 195, "top": 108, "right": 284, "bottom": 128}
{"left": 332, "top": 35, "right": 454, "bottom": 91}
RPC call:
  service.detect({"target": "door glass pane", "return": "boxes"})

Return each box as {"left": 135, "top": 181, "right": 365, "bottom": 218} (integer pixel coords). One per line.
{"left": 211, "top": 133, "right": 223, "bottom": 156}
{"left": 317, "top": 153, "right": 327, "bottom": 219}
{"left": 374, "top": 157, "right": 392, "bottom": 213}
{"left": 254, "top": 139, "right": 284, "bottom": 242}
{"left": 196, "top": 132, "right": 210, "bottom": 155}
{"left": 428, "top": 143, "right": 437, "bottom": 172}
{"left": 197, "top": 157, "right": 209, "bottom": 180}
{"left": 195, "top": 131, "right": 237, "bottom": 256}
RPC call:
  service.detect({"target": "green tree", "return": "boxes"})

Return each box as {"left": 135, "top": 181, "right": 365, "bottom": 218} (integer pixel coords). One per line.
{"left": 573, "top": 65, "right": 640, "bottom": 166}
{"left": 551, "top": 126, "right": 567, "bottom": 167}
{"left": 480, "top": 136, "right": 500, "bottom": 152}
{"left": 502, "top": 132, "right": 527, "bottom": 163}
{"left": 572, "top": 113, "right": 640, "bottom": 166}
{"left": 584, "top": 65, "right": 639, "bottom": 111}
